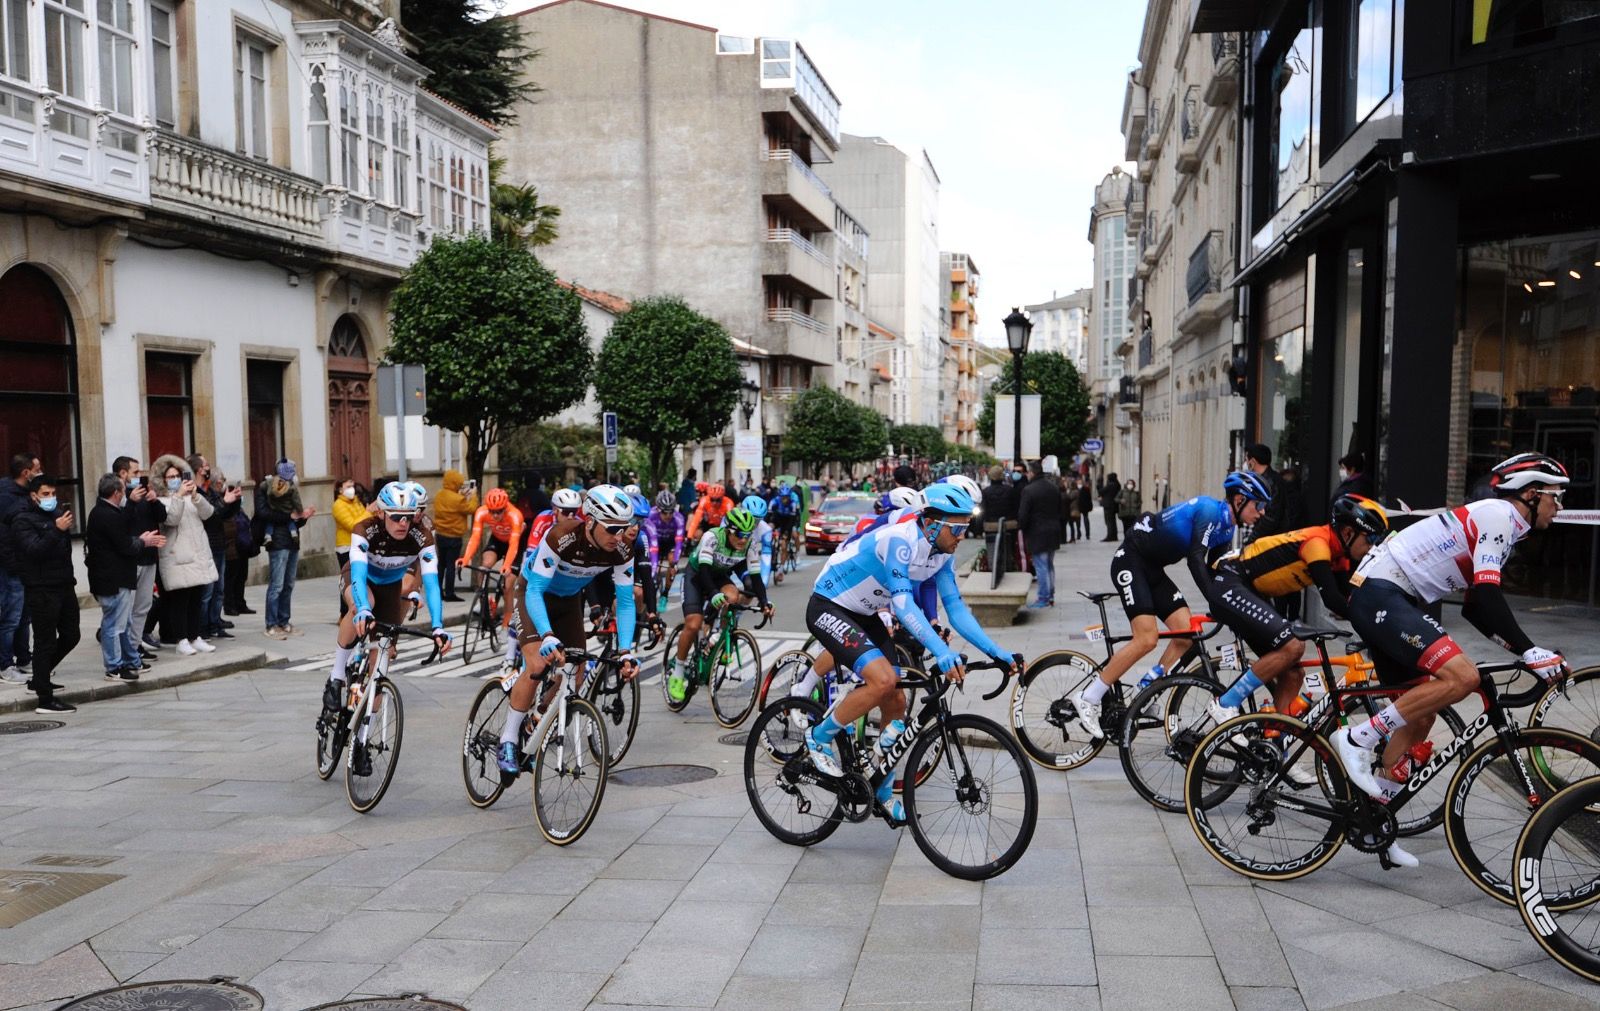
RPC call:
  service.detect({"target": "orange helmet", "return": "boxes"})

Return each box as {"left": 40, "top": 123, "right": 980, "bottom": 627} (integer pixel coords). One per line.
{"left": 708, "top": 484, "right": 725, "bottom": 501}
{"left": 485, "top": 488, "right": 509, "bottom": 511}
{"left": 695, "top": 481, "right": 707, "bottom": 493}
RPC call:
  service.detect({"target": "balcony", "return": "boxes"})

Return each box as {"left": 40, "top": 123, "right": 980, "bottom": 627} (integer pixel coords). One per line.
{"left": 1125, "top": 180, "right": 1146, "bottom": 236}
{"left": 0, "top": 80, "right": 148, "bottom": 207}
{"left": 1119, "top": 375, "right": 1140, "bottom": 404}
{"left": 1206, "top": 34, "right": 1241, "bottom": 106}
{"left": 763, "top": 228, "right": 833, "bottom": 298}
{"left": 763, "top": 148, "right": 833, "bottom": 230}
{"left": 762, "top": 307, "right": 834, "bottom": 365}
{"left": 149, "top": 130, "right": 322, "bottom": 242}
{"left": 1176, "top": 229, "right": 1233, "bottom": 336}
{"left": 1127, "top": 276, "right": 1142, "bottom": 316}
{"left": 1121, "top": 73, "right": 1147, "bottom": 160}
{"left": 326, "top": 191, "right": 421, "bottom": 268}
{"left": 1142, "top": 99, "right": 1165, "bottom": 159}
{"left": 1137, "top": 328, "right": 1154, "bottom": 370}
{"left": 1177, "top": 86, "right": 1202, "bottom": 174}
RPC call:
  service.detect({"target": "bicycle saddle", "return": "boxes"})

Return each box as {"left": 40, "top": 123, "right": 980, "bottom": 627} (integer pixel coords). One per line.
{"left": 1079, "top": 590, "right": 1119, "bottom": 603}
{"left": 1291, "top": 623, "right": 1345, "bottom": 643}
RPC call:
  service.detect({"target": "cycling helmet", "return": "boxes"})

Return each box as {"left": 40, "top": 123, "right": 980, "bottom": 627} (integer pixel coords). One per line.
{"left": 1331, "top": 494, "right": 1390, "bottom": 541}
{"left": 406, "top": 481, "right": 429, "bottom": 507}
{"left": 1489, "top": 452, "right": 1570, "bottom": 493}
{"left": 484, "top": 488, "right": 509, "bottom": 511}
{"left": 623, "top": 483, "right": 641, "bottom": 496}
{"left": 584, "top": 484, "right": 634, "bottom": 524}
{"left": 695, "top": 481, "right": 707, "bottom": 494}
{"left": 741, "top": 495, "right": 768, "bottom": 518}
{"left": 707, "top": 483, "right": 726, "bottom": 501}
{"left": 888, "top": 486, "right": 926, "bottom": 512}
{"left": 376, "top": 481, "right": 423, "bottom": 515}
{"left": 724, "top": 506, "right": 757, "bottom": 535}
{"left": 1223, "top": 470, "right": 1272, "bottom": 504}
{"left": 654, "top": 489, "right": 675, "bottom": 510}
{"left": 630, "top": 493, "right": 652, "bottom": 519}
{"left": 939, "top": 474, "right": 980, "bottom": 503}
{"left": 922, "top": 483, "right": 975, "bottom": 518}
{"left": 551, "top": 488, "right": 583, "bottom": 511}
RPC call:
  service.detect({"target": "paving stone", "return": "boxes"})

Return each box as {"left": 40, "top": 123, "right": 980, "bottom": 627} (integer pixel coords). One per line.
{"left": 503, "top": 918, "right": 652, "bottom": 975}
{"left": 358, "top": 936, "right": 521, "bottom": 1002}
{"left": 973, "top": 984, "right": 1102, "bottom": 1011}
{"left": 1231, "top": 985, "right": 1309, "bottom": 1010}
{"left": 979, "top": 883, "right": 1089, "bottom": 929}
{"left": 132, "top": 927, "right": 311, "bottom": 983}
{"left": 863, "top": 904, "right": 981, "bottom": 954}
{"left": 717, "top": 974, "right": 851, "bottom": 1009}
{"left": 0, "top": 943, "right": 118, "bottom": 1009}
{"left": 468, "top": 969, "right": 609, "bottom": 1011}
{"left": 360, "top": 868, "right": 499, "bottom": 913}
{"left": 1083, "top": 861, "right": 1193, "bottom": 907}
{"left": 1090, "top": 904, "right": 1213, "bottom": 956}
{"left": 89, "top": 901, "right": 250, "bottom": 953}
{"left": 1278, "top": 942, "right": 1405, "bottom": 1009}
{"left": 878, "top": 863, "right": 984, "bottom": 906}
{"left": 1096, "top": 954, "right": 1232, "bottom": 1011}
{"left": 1206, "top": 926, "right": 1298, "bottom": 988}
{"left": 283, "top": 910, "right": 447, "bottom": 964}
{"left": 976, "top": 927, "right": 1095, "bottom": 985}
{"left": 88, "top": 947, "right": 166, "bottom": 982}
{"left": 489, "top": 854, "right": 609, "bottom": 895}
{"left": 1374, "top": 905, "right": 1545, "bottom": 970}
{"left": 420, "top": 830, "right": 542, "bottom": 873}
{"left": 1325, "top": 995, "right": 1453, "bottom": 1011}
{"left": 245, "top": 958, "right": 381, "bottom": 1011}
{"left": 789, "top": 839, "right": 897, "bottom": 884}
{"left": 703, "top": 827, "right": 807, "bottom": 867}
{"left": 766, "top": 881, "right": 882, "bottom": 929}
{"left": 599, "top": 843, "right": 712, "bottom": 880}
{"left": 599, "top": 943, "right": 747, "bottom": 1007}
{"left": 425, "top": 891, "right": 568, "bottom": 942}
{"left": 844, "top": 951, "right": 977, "bottom": 1005}
{"left": 638, "top": 815, "right": 742, "bottom": 846}
{"left": 176, "top": 862, "right": 320, "bottom": 905}
{"left": 559, "top": 876, "right": 684, "bottom": 922}
{"left": 678, "top": 858, "right": 794, "bottom": 905}
{"left": 230, "top": 884, "right": 381, "bottom": 932}
{"left": 1443, "top": 964, "right": 1600, "bottom": 1009}
{"left": 735, "top": 923, "right": 864, "bottom": 980}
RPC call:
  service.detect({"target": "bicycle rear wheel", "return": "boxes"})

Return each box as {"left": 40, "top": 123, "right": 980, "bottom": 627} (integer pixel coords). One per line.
{"left": 744, "top": 696, "right": 842, "bottom": 846}
{"left": 584, "top": 665, "right": 640, "bottom": 768}
{"left": 1530, "top": 665, "right": 1600, "bottom": 749}
{"left": 1445, "top": 727, "right": 1600, "bottom": 906}
{"left": 1184, "top": 712, "right": 1350, "bottom": 881}
{"left": 462, "top": 678, "right": 511, "bottom": 808}
{"left": 710, "top": 629, "right": 763, "bottom": 728}
{"left": 1513, "top": 776, "right": 1600, "bottom": 983}
{"left": 1120, "top": 674, "right": 1225, "bottom": 812}
{"left": 1010, "top": 650, "right": 1107, "bottom": 771}
{"left": 759, "top": 649, "right": 816, "bottom": 710}
{"left": 347, "top": 677, "right": 404, "bottom": 813}
{"left": 532, "top": 696, "right": 608, "bottom": 846}
{"left": 903, "top": 713, "right": 1038, "bottom": 880}
{"left": 460, "top": 587, "right": 486, "bottom": 665}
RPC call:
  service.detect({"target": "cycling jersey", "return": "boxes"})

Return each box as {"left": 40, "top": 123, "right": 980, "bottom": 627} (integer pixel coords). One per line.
{"left": 521, "top": 517, "right": 636, "bottom": 649}
{"left": 348, "top": 514, "right": 443, "bottom": 623}
{"left": 463, "top": 504, "right": 525, "bottom": 568}
{"left": 812, "top": 520, "right": 1004, "bottom": 671}
{"left": 684, "top": 527, "right": 768, "bottom": 615}
{"left": 1128, "top": 496, "right": 1236, "bottom": 568}
{"left": 843, "top": 507, "right": 937, "bottom": 623}
{"left": 527, "top": 509, "right": 556, "bottom": 550}
{"left": 1356, "top": 498, "right": 1528, "bottom": 602}
{"left": 645, "top": 506, "right": 685, "bottom": 574}
{"left": 747, "top": 519, "right": 773, "bottom": 585}
{"left": 1228, "top": 524, "right": 1349, "bottom": 596}
{"left": 771, "top": 488, "right": 800, "bottom": 516}
{"left": 686, "top": 494, "right": 731, "bottom": 540}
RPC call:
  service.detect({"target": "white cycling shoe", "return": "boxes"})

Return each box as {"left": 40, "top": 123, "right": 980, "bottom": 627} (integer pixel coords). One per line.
{"left": 1330, "top": 727, "right": 1385, "bottom": 799}
{"left": 805, "top": 728, "right": 844, "bottom": 777}
{"left": 1074, "top": 692, "right": 1105, "bottom": 741}
{"left": 1385, "top": 841, "right": 1420, "bottom": 868}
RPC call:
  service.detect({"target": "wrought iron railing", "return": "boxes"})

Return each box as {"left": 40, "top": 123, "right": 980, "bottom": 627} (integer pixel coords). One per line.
{"left": 1186, "top": 230, "right": 1224, "bottom": 305}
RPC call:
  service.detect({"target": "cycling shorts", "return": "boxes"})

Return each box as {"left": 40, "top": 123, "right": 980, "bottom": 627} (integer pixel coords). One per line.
{"left": 1109, "top": 539, "right": 1188, "bottom": 621}
{"left": 487, "top": 536, "right": 510, "bottom": 559}
{"left": 514, "top": 587, "right": 585, "bottom": 654}
{"left": 682, "top": 573, "right": 732, "bottom": 618}
{"left": 806, "top": 594, "right": 897, "bottom": 681}
{"left": 1347, "top": 576, "right": 1463, "bottom": 686}
{"left": 771, "top": 514, "right": 799, "bottom": 535}
{"left": 1211, "top": 563, "right": 1295, "bottom": 656}
{"left": 339, "top": 564, "right": 409, "bottom": 625}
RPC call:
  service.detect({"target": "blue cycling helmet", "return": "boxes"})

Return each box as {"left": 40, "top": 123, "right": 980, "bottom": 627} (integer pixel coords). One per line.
{"left": 741, "top": 494, "right": 768, "bottom": 518}
{"left": 1223, "top": 470, "right": 1272, "bottom": 504}
{"left": 922, "top": 483, "right": 974, "bottom": 518}
{"left": 630, "top": 493, "right": 651, "bottom": 519}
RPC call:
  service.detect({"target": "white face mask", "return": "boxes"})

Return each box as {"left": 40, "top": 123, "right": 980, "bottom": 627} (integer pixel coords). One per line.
{"left": 342, "top": 487, "right": 356, "bottom": 499}
{"left": 1338, "top": 468, "right": 1350, "bottom": 481}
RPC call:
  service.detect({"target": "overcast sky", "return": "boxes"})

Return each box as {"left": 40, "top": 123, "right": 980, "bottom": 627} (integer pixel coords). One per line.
{"left": 501, "top": 0, "right": 1144, "bottom": 345}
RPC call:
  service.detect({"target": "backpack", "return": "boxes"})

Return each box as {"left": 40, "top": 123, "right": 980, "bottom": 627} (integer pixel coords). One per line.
{"left": 240, "top": 510, "right": 262, "bottom": 559}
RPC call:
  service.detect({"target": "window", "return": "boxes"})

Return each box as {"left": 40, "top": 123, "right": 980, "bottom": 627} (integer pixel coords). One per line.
{"left": 1259, "top": 326, "right": 1306, "bottom": 467}
{"left": 1, "top": 0, "right": 29, "bottom": 82}
{"left": 43, "top": 0, "right": 88, "bottom": 101}
{"left": 1267, "top": 26, "right": 1317, "bottom": 213}
{"left": 246, "top": 359, "right": 286, "bottom": 482}
{"left": 761, "top": 39, "right": 791, "bottom": 79}
{"left": 144, "top": 352, "right": 193, "bottom": 458}
{"left": 340, "top": 84, "right": 359, "bottom": 189}
{"left": 1342, "top": 0, "right": 1394, "bottom": 134}
{"left": 450, "top": 153, "right": 465, "bottom": 232}
{"left": 307, "top": 66, "right": 330, "bottom": 182}
{"left": 149, "top": 0, "right": 177, "bottom": 129}
{"left": 391, "top": 107, "right": 409, "bottom": 209}
{"left": 235, "top": 33, "right": 270, "bottom": 159}
{"left": 97, "top": 0, "right": 134, "bottom": 116}
{"left": 0, "top": 265, "right": 83, "bottom": 525}
{"left": 365, "top": 87, "right": 385, "bottom": 201}
{"left": 1466, "top": 0, "right": 1600, "bottom": 47}
{"left": 428, "top": 140, "right": 445, "bottom": 228}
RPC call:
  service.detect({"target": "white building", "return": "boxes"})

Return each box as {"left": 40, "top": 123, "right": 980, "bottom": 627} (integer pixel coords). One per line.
{"left": 1024, "top": 289, "right": 1092, "bottom": 372}
{"left": 0, "top": 0, "right": 493, "bottom": 577}
{"left": 1087, "top": 166, "right": 1139, "bottom": 479}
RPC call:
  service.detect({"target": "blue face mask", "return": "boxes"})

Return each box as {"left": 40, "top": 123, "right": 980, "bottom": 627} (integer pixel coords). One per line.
{"left": 166, "top": 478, "right": 181, "bottom": 492}
{"left": 38, "top": 497, "right": 57, "bottom": 512}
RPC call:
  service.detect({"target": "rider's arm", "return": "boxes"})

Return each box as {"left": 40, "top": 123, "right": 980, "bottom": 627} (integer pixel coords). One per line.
{"left": 611, "top": 558, "right": 637, "bottom": 649}
{"left": 759, "top": 526, "right": 772, "bottom": 585}
{"left": 934, "top": 562, "right": 1009, "bottom": 660}
{"left": 460, "top": 507, "right": 487, "bottom": 562}
{"left": 502, "top": 509, "right": 525, "bottom": 569}
{"left": 915, "top": 577, "right": 940, "bottom": 625}
{"left": 520, "top": 536, "right": 560, "bottom": 638}
{"left": 1460, "top": 584, "right": 1535, "bottom": 654}
{"left": 1187, "top": 502, "right": 1232, "bottom": 597}
{"left": 671, "top": 511, "right": 685, "bottom": 561}
{"left": 1305, "top": 559, "right": 1349, "bottom": 617}
{"left": 417, "top": 541, "right": 444, "bottom": 628}
{"left": 880, "top": 535, "right": 955, "bottom": 666}
{"left": 689, "top": 533, "right": 722, "bottom": 596}
{"left": 348, "top": 529, "right": 374, "bottom": 614}
{"left": 743, "top": 569, "right": 770, "bottom": 609}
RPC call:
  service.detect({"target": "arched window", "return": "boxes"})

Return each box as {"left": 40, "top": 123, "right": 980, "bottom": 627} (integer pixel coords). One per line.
{"left": 0, "top": 265, "right": 83, "bottom": 520}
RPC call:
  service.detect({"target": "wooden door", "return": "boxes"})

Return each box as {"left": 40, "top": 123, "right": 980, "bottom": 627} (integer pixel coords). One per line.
{"left": 328, "top": 374, "right": 371, "bottom": 489}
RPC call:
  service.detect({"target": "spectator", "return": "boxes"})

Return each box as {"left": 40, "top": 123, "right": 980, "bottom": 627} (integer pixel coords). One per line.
{"left": 431, "top": 469, "right": 477, "bottom": 601}
{"left": 1018, "top": 461, "right": 1062, "bottom": 608}
{"left": 677, "top": 468, "right": 699, "bottom": 516}
{"left": 1334, "top": 451, "right": 1374, "bottom": 502}
{"left": 10, "top": 474, "right": 78, "bottom": 712}
{"left": 1153, "top": 472, "right": 1171, "bottom": 510}
{"left": 0, "top": 451, "right": 39, "bottom": 684}
{"left": 892, "top": 464, "right": 917, "bottom": 489}
{"left": 1117, "top": 479, "right": 1144, "bottom": 535}
{"left": 188, "top": 455, "right": 241, "bottom": 641}
{"left": 1100, "top": 473, "right": 1121, "bottom": 541}
{"left": 224, "top": 498, "right": 256, "bottom": 616}
{"left": 524, "top": 475, "right": 552, "bottom": 521}
{"left": 256, "top": 459, "right": 313, "bottom": 640}
{"left": 88, "top": 473, "right": 165, "bottom": 683}
{"left": 112, "top": 456, "right": 166, "bottom": 657}
{"left": 1062, "top": 477, "right": 1079, "bottom": 543}
{"left": 153, "top": 454, "right": 218, "bottom": 656}
{"left": 1278, "top": 465, "right": 1308, "bottom": 530}
{"left": 1243, "top": 443, "right": 1284, "bottom": 542}
{"left": 332, "top": 476, "right": 367, "bottom": 572}
{"left": 1077, "top": 479, "right": 1094, "bottom": 541}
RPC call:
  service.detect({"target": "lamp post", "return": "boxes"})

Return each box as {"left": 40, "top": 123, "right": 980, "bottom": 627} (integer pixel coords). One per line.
{"left": 1003, "top": 307, "right": 1033, "bottom": 471}
{"left": 738, "top": 379, "right": 760, "bottom": 428}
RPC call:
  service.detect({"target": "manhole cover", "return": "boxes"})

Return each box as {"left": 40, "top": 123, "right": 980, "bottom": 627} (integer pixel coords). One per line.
{"left": 307, "top": 1000, "right": 465, "bottom": 1011}
{"left": 718, "top": 732, "right": 748, "bottom": 746}
{"left": 609, "top": 763, "right": 718, "bottom": 786}
{"left": 0, "top": 720, "right": 64, "bottom": 735}
{"left": 58, "top": 981, "right": 263, "bottom": 1011}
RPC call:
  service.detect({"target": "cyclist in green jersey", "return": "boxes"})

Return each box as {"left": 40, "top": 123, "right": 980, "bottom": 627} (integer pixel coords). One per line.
{"left": 667, "top": 507, "right": 772, "bottom": 703}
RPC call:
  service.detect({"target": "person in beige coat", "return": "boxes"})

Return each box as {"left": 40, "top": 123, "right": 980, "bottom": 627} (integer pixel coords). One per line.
{"left": 152, "top": 453, "right": 218, "bottom": 655}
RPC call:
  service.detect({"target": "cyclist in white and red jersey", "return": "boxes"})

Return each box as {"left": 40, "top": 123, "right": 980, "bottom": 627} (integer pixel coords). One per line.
{"left": 1333, "top": 452, "right": 1570, "bottom": 861}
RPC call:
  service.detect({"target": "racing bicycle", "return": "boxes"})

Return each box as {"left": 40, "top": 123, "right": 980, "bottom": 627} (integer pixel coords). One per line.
{"left": 459, "top": 564, "right": 505, "bottom": 666}
{"left": 660, "top": 598, "right": 768, "bottom": 727}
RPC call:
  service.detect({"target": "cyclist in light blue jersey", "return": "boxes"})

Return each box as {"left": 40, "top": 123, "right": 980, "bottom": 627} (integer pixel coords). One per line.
{"left": 741, "top": 495, "right": 775, "bottom": 584}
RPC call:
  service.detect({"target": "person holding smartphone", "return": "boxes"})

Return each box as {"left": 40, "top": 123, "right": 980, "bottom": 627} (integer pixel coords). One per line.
{"left": 10, "top": 474, "right": 79, "bottom": 712}
{"left": 152, "top": 454, "right": 218, "bottom": 655}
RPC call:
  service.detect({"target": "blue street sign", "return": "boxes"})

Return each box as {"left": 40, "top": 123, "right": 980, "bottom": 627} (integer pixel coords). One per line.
{"left": 1081, "top": 438, "right": 1105, "bottom": 454}
{"left": 603, "top": 411, "right": 619, "bottom": 449}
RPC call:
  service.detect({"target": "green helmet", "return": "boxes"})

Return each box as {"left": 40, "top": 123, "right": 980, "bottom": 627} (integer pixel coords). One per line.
{"left": 724, "top": 506, "right": 757, "bottom": 535}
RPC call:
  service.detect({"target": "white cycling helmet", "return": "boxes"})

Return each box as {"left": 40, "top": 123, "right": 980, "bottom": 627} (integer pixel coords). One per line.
{"left": 551, "top": 488, "right": 583, "bottom": 511}
{"left": 376, "top": 481, "right": 423, "bottom": 514}
{"left": 583, "top": 484, "right": 635, "bottom": 524}
{"left": 622, "top": 483, "right": 641, "bottom": 496}
{"left": 888, "top": 486, "right": 926, "bottom": 512}
{"left": 1489, "top": 452, "right": 1570, "bottom": 493}
{"left": 941, "top": 474, "right": 981, "bottom": 503}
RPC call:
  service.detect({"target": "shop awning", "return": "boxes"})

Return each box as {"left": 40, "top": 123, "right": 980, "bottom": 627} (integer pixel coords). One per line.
{"left": 1190, "top": 0, "right": 1274, "bottom": 33}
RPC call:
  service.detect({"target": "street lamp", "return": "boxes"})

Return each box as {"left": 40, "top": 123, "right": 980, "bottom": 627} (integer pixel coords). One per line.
{"left": 1003, "top": 307, "right": 1033, "bottom": 471}
{"left": 738, "top": 379, "right": 760, "bottom": 427}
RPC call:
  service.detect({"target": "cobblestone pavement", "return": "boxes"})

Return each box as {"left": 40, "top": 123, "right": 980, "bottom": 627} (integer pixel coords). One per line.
{"left": 1, "top": 536, "right": 1598, "bottom": 1009}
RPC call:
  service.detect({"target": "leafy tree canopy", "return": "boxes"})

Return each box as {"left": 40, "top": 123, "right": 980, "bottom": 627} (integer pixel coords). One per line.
{"left": 977, "top": 351, "right": 1093, "bottom": 462}
{"left": 786, "top": 387, "right": 887, "bottom": 477}
{"left": 890, "top": 423, "right": 946, "bottom": 461}
{"left": 401, "top": 0, "right": 540, "bottom": 126}
{"left": 490, "top": 153, "right": 560, "bottom": 248}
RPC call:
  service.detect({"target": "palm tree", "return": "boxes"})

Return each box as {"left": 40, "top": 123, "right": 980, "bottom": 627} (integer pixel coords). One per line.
{"left": 489, "top": 153, "right": 560, "bottom": 248}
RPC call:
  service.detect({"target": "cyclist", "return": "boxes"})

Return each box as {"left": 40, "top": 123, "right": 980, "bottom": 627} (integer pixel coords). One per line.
{"left": 1332, "top": 452, "right": 1570, "bottom": 809}
{"left": 1073, "top": 471, "right": 1272, "bottom": 740}
{"left": 686, "top": 482, "right": 731, "bottom": 540}
{"left": 323, "top": 483, "right": 451, "bottom": 772}
{"left": 647, "top": 489, "right": 685, "bottom": 577}
{"left": 527, "top": 487, "right": 584, "bottom": 550}
{"left": 666, "top": 506, "right": 772, "bottom": 704}
{"left": 769, "top": 480, "right": 802, "bottom": 573}
{"left": 1206, "top": 495, "right": 1392, "bottom": 725}
{"left": 741, "top": 494, "right": 775, "bottom": 584}
{"left": 803, "top": 483, "right": 1022, "bottom": 821}
{"left": 459, "top": 487, "right": 525, "bottom": 578}
{"left": 497, "top": 484, "right": 640, "bottom": 776}
{"left": 630, "top": 493, "right": 666, "bottom": 635}
{"left": 490, "top": 488, "right": 587, "bottom": 675}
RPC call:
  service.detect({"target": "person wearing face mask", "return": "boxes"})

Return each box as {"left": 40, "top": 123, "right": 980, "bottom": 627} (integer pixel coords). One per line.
{"left": 9, "top": 474, "right": 78, "bottom": 712}
{"left": 112, "top": 456, "right": 166, "bottom": 657}
{"left": 1333, "top": 451, "right": 1373, "bottom": 503}
{"left": 257, "top": 459, "right": 315, "bottom": 638}
{"left": 333, "top": 477, "right": 367, "bottom": 572}
{"left": 188, "top": 454, "right": 241, "bottom": 641}
{"left": 88, "top": 472, "right": 167, "bottom": 683}
{"left": 152, "top": 454, "right": 218, "bottom": 656}
{"left": 0, "top": 452, "right": 42, "bottom": 684}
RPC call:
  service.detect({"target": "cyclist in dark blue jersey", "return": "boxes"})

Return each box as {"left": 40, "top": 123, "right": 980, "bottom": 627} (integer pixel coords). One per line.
{"left": 1072, "top": 471, "right": 1272, "bottom": 739}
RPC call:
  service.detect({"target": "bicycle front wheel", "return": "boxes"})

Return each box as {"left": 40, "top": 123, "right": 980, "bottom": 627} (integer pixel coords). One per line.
{"left": 1513, "top": 776, "right": 1600, "bottom": 983}
{"left": 903, "top": 714, "right": 1037, "bottom": 880}
{"left": 315, "top": 698, "right": 349, "bottom": 781}
{"left": 1010, "top": 650, "right": 1107, "bottom": 771}
{"left": 584, "top": 665, "right": 640, "bottom": 768}
{"left": 532, "top": 697, "right": 608, "bottom": 846}
{"left": 710, "top": 630, "right": 763, "bottom": 729}
{"left": 460, "top": 588, "right": 489, "bottom": 665}
{"left": 1119, "top": 674, "right": 1224, "bottom": 813}
{"left": 462, "top": 678, "right": 511, "bottom": 808}
{"left": 743, "top": 696, "right": 841, "bottom": 846}
{"left": 660, "top": 623, "right": 691, "bottom": 713}
{"left": 1445, "top": 727, "right": 1600, "bottom": 906}
{"left": 1529, "top": 665, "right": 1600, "bottom": 748}
{"left": 759, "top": 649, "right": 816, "bottom": 711}
{"left": 347, "top": 677, "right": 404, "bottom": 813}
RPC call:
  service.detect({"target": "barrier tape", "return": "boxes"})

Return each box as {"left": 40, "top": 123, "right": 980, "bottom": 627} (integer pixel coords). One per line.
{"left": 1393, "top": 501, "right": 1600, "bottom": 526}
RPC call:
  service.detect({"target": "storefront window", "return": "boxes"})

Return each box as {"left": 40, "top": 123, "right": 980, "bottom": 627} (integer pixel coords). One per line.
{"left": 1269, "top": 26, "right": 1316, "bottom": 212}
{"left": 1456, "top": 230, "right": 1600, "bottom": 601}
{"left": 1260, "top": 327, "right": 1306, "bottom": 467}
{"left": 1465, "top": 0, "right": 1600, "bottom": 48}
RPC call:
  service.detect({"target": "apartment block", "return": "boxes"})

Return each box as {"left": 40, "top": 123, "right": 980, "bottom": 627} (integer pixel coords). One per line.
{"left": 1024, "top": 289, "right": 1092, "bottom": 372}
{"left": 1087, "top": 167, "right": 1138, "bottom": 480}
{"left": 942, "top": 252, "right": 981, "bottom": 447}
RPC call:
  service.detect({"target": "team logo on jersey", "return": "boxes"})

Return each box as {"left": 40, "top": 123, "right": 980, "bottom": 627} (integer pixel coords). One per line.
{"left": 1134, "top": 516, "right": 1153, "bottom": 534}
{"left": 1402, "top": 633, "right": 1424, "bottom": 650}
{"left": 1374, "top": 609, "right": 1387, "bottom": 624}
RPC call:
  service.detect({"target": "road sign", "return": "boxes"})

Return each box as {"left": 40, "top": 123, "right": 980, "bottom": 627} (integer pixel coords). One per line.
{"left": 1081, "top": 438, "right": 1105, "bottom": 454}
{"left": 603, "top": 411, "right": 619, "bottom": 449}
{"left": 376, "top": 364, "right": 427, "bottom": 417}
{"left": 605, "top": 446, "right": 618, "bottom": 464}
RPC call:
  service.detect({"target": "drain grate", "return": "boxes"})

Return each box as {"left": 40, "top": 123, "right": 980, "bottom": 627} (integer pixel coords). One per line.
{"left": 609, "top": 763, "right": 719, "bottom": 786}
{"left": 0, "top": 868, "right": 123, "bottom": 928}
{"left": 57, "top": 980, "right": 264, "bottom": 1011}
{"left": 0, "top": 720, "right": 64, "bottom": 735}
{"left": 307, "top": 1000, "right": 466, "bottom": 1011}
{"left": 718, "top": 732, "right": 748, "bottom": 746}
{"left": 28, "top": 854, "right": 118, "bottom": 868}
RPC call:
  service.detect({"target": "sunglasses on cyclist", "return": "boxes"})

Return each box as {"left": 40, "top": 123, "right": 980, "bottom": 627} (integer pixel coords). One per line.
{"left": 384, "top": 512, "right": 418, "bottom": 524}
{"left": 556, "top": 508, "right": 580, "bottom": 518}
{"left": 599, "top": 522, "right": 634, "bottom": 535}
{"left": 1532, "top": 488, "right": 1566, "bottom": 503}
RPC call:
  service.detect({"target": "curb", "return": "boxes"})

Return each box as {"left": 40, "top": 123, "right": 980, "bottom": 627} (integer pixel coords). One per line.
{"left": 0, "top": 651, "right": 271, "bottom": 714}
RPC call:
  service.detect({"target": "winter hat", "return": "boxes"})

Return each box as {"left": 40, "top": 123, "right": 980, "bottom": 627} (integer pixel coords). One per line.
{"left": 277, "top": 459, "right": 297, "bottom": 482}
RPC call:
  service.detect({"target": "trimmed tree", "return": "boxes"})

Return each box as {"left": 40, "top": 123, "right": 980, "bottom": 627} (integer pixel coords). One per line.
{"left": 593, "top": 296, "right": 742, "bottom": 487}
{"left": 785, "top": 387, "right": 887, "bottom": 477}
{"left": 400, "top": 0, "right": 540, "bottom": 126}
{"left": 977, "top": 351, "right": 1093, "bottom": 461}
{"left": 890, "top": 423, "right": 946, "bottom": 462}
{"left": 388, "top": 233, "right": 591, "bottom": 487}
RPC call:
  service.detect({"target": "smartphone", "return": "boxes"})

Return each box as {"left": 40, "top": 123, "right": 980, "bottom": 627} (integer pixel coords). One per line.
{"left": 139, "top": 476, "right": 149, "bottom": 489}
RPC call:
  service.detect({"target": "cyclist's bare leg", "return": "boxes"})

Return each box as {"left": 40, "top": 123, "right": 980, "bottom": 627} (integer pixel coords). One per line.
{"left": 501, "top": 644, "right": 554, "bottom": 745}
{"left": 1246, "top": 638, "right": 1306, "bottom": 710}
{"left": 1094, "top": 614, "right": 1165, "bottom": 687}
{"left": 1154, "top": 608, "right": 1194, "bottom": 671}
{"left": 830, "top": 654, "right": 904, "bottom": 728}
{"left": 1379, "top": 655, "right": 1477, "bottom": 766}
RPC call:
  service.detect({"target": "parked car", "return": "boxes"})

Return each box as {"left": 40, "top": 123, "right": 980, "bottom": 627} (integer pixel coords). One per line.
{"left": 805, "top": 493, "right": 875, "bottom": 554}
